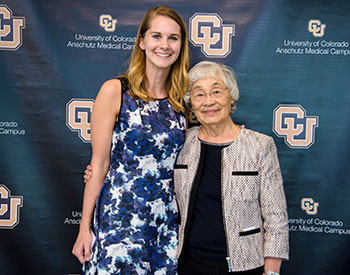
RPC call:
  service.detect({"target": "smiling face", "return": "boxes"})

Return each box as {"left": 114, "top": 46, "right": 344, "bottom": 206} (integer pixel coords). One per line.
{"left": 139, "top": 15, "right": 182, "bottom": 72}
{"left": 191, "top": 75, "right": 234, "bottom": 128}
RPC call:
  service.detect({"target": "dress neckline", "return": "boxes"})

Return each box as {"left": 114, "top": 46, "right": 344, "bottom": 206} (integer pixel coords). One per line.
{"left": 199, "top": 139, "right": 233, "bottom": 146}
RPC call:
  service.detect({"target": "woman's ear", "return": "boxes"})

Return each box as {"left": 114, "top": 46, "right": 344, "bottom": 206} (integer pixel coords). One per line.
{"left": 139, "top": 37, "right": 145, "bottom": 50}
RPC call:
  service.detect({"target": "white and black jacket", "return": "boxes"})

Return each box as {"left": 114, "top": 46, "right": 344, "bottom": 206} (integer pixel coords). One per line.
{"left": 174, "top": 126, "right": 289, "bottom": 272}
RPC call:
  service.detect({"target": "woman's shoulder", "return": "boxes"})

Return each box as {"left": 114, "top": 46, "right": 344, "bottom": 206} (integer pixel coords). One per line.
{"left": 241, "top": 128, "right": 274, "bottom": 144}
{"left": 185, "top": 126, "right": 200, "bottom": 139}
{"left": 97, "top": 78, "right": 123, "bottom": 98}
{"left": 93, "top": 79, "right": 124, "bottom": 114}
{"left": 101, "top": 78, "right": 121, "bottom": 91}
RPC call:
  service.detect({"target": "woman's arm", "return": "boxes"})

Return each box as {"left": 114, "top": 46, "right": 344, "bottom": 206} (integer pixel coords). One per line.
{"left": 72, "top": 79, "right": 122, "bottom": 264}
{"left": 259, "top": 136, "right": 289, "bottom": 268}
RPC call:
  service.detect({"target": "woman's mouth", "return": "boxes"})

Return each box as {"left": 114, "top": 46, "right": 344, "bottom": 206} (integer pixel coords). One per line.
{"left": 203, "top": 110, "right": 217, "bottom": 115}
{"left": 155, "top": 52, "right": 171, "bottom": 57}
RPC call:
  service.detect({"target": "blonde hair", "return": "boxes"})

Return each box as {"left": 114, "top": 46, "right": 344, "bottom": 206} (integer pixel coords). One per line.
{"left": 125, "top": 6, "right": 189, "bottom": 113}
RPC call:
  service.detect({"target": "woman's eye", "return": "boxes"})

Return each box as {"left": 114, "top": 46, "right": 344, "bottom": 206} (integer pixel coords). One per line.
{"left": 153, "top": 34, "right": 160, "bottom": 39}
{"left": 169, "top": 36, "right": 178, "bottom": 41}
{"left": 213, "top": 89, "right": 225, "bottom": 96}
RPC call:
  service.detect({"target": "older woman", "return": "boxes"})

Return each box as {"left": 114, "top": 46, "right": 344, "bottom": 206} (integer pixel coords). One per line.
{"left": 174, "top": 61, "right": 289, "bottom": 275}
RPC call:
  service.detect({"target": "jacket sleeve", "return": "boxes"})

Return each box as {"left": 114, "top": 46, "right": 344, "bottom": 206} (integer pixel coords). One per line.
{"left": 259, "top": 136, "right": 289, "bottom": 260}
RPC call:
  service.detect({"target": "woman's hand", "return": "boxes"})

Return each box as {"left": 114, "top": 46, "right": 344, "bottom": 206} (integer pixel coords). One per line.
{"left": 264, "top": 257, "right": 282, "bottom": 274}
{"left": 83, "top": 164, "right": 93, "bottom": 183}
{"left": 72, "top": 229, "right": 94, "bottom": 264}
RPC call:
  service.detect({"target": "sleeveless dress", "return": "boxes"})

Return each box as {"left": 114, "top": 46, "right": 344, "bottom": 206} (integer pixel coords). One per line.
{"left": 83, "top": 77, "right": 186, "bottom": 275}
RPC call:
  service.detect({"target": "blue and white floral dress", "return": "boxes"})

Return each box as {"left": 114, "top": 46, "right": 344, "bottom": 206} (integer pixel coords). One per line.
{"left": 83, "top": 77, "right": 185, "bottom": 275}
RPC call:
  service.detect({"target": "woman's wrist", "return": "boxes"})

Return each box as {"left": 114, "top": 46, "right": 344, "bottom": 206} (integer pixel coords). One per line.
{"left": 264, "top": 257, "right": 282, "bottom": 274}
{"left": 79, "top": 220, "right": 91, "bottom": 232}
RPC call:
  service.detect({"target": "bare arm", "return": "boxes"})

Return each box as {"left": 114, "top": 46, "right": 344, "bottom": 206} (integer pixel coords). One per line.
{"left": 72, "top": 79, "right": 122, "bottom": 264}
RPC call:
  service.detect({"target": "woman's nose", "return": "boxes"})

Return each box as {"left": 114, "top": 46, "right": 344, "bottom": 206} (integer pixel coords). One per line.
{"left": 203, "top": 94, "right": 215, "bottom": 105}
{"left": 160, "top": 38, "right": 169, "bottom": 49}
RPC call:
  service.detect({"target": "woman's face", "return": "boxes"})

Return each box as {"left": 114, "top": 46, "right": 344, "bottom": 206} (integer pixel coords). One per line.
{"left": 139, "top": 15, "right": 182, "bottom": 72}
{"left": 190, "top": 75, "right": 234, "bottom": 128}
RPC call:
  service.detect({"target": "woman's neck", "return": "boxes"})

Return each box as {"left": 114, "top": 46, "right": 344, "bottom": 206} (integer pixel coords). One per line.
{"left": 145, "top": 66, "right": 170, "bottom": 99}
{"left": 198, "top": 120, "right": 241, "bottom": 144}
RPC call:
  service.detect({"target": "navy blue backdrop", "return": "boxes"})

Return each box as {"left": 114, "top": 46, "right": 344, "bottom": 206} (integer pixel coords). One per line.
{"left": 0, "top": 0, "right": 349, "bottom": 274}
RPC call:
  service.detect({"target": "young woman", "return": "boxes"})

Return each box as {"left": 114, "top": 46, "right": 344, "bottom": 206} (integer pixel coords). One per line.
{"left": 72, "top": 6, "right": 189, "bottom": 274}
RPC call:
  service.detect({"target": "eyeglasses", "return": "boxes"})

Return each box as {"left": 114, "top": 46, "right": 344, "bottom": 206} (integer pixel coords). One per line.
{"left": 191, "top": 87, "right": 228, "bottom": 102}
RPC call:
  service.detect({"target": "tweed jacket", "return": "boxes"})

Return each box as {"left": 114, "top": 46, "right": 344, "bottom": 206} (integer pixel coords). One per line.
{"left": 174, "top": 126, "right": 289, "bottom": 271}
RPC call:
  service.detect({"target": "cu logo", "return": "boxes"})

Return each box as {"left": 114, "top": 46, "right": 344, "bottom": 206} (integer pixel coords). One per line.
{"left": 301, "top": 198, "right": 319, "bottom": 215}
{"left": 0, "top": 185, "right": 23, "bottom": 229}
{"left": 189, "top": 13, "right": 235, "bottom": 58}
{"left": 99, "top": 14, "right": 117, "bottom": 32}
{"left": 273, "top": 105, "right": 319, "bottom": 149}
{"left": 0, "top": 5, "right": 25, "bottom": 50}
{"left": 308, "top": 19, "right": 326, "bottom": 37}
{"left": 66, "top": 99, "right": 94, "bottom": 143}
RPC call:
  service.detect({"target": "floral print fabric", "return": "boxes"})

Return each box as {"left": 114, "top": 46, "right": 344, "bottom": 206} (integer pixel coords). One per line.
{"left": 83, "top": 79, "right": 186, "bottom": 275}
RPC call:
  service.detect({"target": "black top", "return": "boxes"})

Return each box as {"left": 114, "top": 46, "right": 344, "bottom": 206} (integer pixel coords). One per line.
{"left": 185, "top": 140, "right": 231, "bottom": 261}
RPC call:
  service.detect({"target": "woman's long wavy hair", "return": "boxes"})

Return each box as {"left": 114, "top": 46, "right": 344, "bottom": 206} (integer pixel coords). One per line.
{"left": 125, "top": 6, "right": 189, "bottom": 113}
